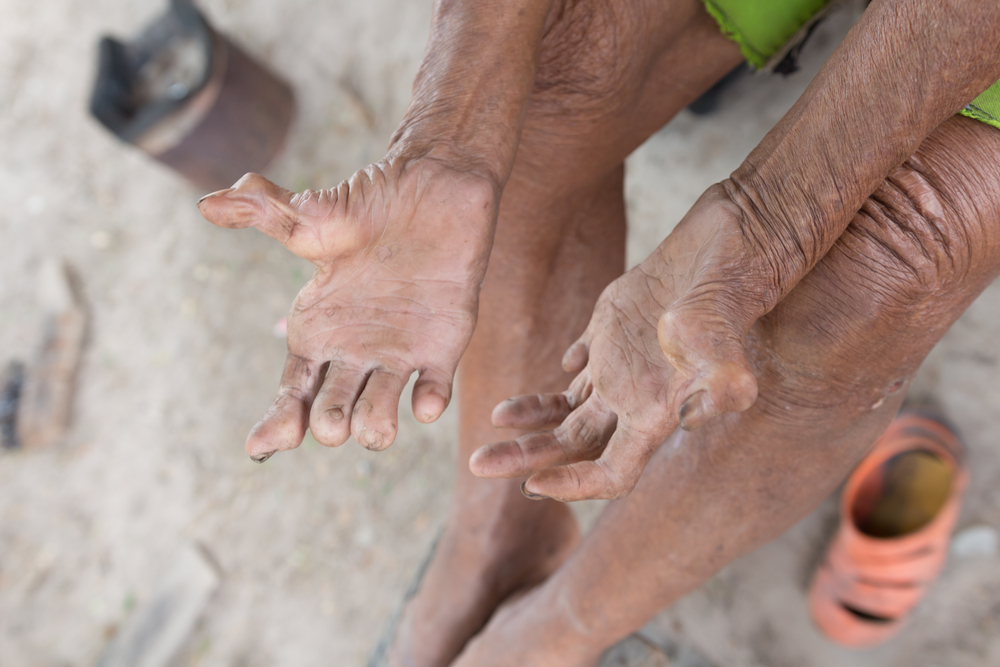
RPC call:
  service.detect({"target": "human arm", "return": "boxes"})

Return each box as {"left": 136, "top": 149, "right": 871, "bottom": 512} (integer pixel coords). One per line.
{"left": 472, "top": 0, "right": 1000, "bottom": 500}
{"left": 198, "top": 0, "right": 556, "bottom": 460}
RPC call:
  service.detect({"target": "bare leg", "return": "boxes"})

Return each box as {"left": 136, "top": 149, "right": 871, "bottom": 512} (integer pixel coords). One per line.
{"left": 388, "top": 2, "right": 743, "bottom": 665}
{"left": 453, "top": 115, "right": 1000, "bottom": 666}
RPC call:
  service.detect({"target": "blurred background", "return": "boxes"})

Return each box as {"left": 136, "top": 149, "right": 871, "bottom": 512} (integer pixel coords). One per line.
{"left": 1, "top": 1, "right": 999, "bottom": 665}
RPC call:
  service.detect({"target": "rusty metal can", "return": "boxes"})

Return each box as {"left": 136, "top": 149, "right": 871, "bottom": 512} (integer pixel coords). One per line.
{"left": 90, "top": 0, "right": 295, "bottom": 191}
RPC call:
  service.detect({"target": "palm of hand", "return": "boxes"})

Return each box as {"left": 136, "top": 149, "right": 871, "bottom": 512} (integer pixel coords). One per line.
{"left": 470, "top": 265, "right": 683, "bottom": 501}
{"left": 470, "top": 187, "right": 760, "bottom": 500}
{"left": 199, "top": 158, "right": 496, "bottom": 459}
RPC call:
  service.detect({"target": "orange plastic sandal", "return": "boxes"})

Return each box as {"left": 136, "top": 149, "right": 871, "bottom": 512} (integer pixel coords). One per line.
{"left": 808, "top": 411, "right": 969, "bottom": 649}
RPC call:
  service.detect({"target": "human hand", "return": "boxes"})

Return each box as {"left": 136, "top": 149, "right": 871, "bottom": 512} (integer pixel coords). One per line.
{"left": 469, "top": 186, "right": 765, "bottom": 500}
{"left": 198, "top": 157, "right": 497, "bottom": 460}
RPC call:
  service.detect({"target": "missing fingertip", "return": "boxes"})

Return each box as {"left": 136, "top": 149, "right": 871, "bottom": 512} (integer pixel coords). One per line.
{"left": 561, "top": 341, "right": 588, "bottom": 372}
{"left": 414, "top": 391, "right": 447, "bottom": 423}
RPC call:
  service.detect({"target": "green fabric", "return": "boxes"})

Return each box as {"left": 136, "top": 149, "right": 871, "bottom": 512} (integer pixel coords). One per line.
{"left": 701, "top": 0, "right": 831, "bottom": 69}
{"left": 702, "top": 0, "right": 1000, "bottom": 133}
{"left": 960, "top": 80, "right": 1000, "bottom": 132}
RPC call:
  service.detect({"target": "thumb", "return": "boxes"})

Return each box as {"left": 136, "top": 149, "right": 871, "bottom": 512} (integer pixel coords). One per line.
{"left": 197, "top": 172, "right": 298, "bottom": 239}
{"left": 657, "top": 301, "right": 758, "bottom": 431}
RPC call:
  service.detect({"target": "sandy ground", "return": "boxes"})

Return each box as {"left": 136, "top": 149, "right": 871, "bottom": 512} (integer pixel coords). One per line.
{"left": 2, "top": 1, "right": 999, "bottom": 666}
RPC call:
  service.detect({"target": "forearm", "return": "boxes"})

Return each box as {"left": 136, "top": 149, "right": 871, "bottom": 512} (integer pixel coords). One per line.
{"left": 726, "top": 0, "right": 1000, "bottom": 309}
{"left": 387, "top": 0, "right": 556, "bottom": 189}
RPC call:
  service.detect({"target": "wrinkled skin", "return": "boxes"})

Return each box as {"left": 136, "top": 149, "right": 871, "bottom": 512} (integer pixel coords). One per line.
{"left": 197, "top": 0, "right": 1000, "bottom": 663}
{"left": 471, "top": 0, "right": 1000, "bottom": 502}
{"left": 473, "top": 188, "right": 759, "bottom": 500}
{"left": 456, "top": 114, "right": 1000, "bottom": 667}
{"left": 199, "top": 158, "right": 496, "bottom": 458}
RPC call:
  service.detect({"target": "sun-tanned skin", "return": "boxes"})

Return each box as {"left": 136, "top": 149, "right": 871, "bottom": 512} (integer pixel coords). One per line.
{"left": 197, "top": 0, "right": 560, "bottom": 460}
{"left": 457, "top": 114, "right": 1000, "bottom": 666}
{"left": 202, "top": 4, "right": 745, "bottom": 663}
{"left": 476, "top": 0, "right": 1000, "bottom": 502}
{"left": 198, "top": 0, "right": 1000, "bottom": 664}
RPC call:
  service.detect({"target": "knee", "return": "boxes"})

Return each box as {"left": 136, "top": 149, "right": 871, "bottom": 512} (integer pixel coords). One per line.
{"left": 802, "top": 118, "right": 1000, "bottom": 329}
{"left": 751, "top": 119, "right": 1000, "bottom": 419}
{"left": 844, "top": 116, "right": 1000, "bottom": 306}
{"left": 530, "top": 0, "right": 658, "bottom": 120}
{"left": 844, "top": 174, "right": 977, "bottom": 309}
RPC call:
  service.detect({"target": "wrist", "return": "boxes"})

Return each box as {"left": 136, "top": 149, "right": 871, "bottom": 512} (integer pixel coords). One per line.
{"left": 645, "top": 183, "right": 790, "bottom": 324}
{"left": 385, "top": 0, "right": 559, "bottom": 191}
{"left": 386, "top": 129, "right": 508, "bottom": 196}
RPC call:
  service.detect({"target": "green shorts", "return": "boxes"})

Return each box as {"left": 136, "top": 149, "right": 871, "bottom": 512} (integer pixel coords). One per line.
{"left": 701, "top": 0, "right": 1000, "bottom": 131}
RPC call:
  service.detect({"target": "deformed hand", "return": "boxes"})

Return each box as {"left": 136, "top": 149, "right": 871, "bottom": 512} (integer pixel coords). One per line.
{"left": 198, "top": 157, "right": 497, "bottom": 460}
{"left": 469, "top": 186, "right": 764, "bottom": 500}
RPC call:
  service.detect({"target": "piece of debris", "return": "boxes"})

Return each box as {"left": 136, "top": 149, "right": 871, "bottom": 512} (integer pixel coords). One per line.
{"left": 273, "top": 316, "right": 287, "bottom": 338}
{"left": 90, "top": 0, "right": 296, "bottom": 191}
{"left": 601, "top": 635, "right": 672, "bottom": 667}
{"left": 951, "top": 525, "right": 1000, "bottom": 559}
{"left": 17, "top": 258, "right": 88, "bottom": 448}
{"left": 94, "top": 544, "right": 221, "bottom": 667}
{"left": 0, "top": 360, "right": 25, "bottom": 449}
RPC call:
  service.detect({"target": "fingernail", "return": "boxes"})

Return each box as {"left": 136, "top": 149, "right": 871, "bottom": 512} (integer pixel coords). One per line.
{"left": 521, "top": 481, "right": 548, "bottom": 501}
{"left": 251, "top": 451, "right": 276, "bottom": 463}
{"left": 326, "top": 406, "right": 344, "bottom": 421}
{"left": 197, "top": 187, "right": 234, "bottom": 205}
{"left": 678, "top": 391, "right": 711, "bottom": 431}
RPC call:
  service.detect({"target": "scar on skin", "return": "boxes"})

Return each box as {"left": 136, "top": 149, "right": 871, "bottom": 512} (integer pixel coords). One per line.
{"left": 872, "top": 379, "right": 907, "bottom": 410}
{"left": 376, "top": 245, "right": 392, "bottom": 262}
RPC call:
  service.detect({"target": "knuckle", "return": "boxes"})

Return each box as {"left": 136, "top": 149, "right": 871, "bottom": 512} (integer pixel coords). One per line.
{"left": 710, "top": 364, "right": 757, "bottom": 412}
{"left": 567, "top": 417, "right": 600, "bottom": 452}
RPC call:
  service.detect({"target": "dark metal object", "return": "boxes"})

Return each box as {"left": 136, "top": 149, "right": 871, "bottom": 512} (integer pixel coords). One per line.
{"left": 0, "top": 361, "right": 25, "bottom": 450}
{"left": 90, "top": 0, "right": 295, "bottom": 191}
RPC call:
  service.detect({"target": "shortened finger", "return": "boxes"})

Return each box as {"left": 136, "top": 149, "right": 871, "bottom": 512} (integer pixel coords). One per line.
{"left": 351, "top": 369, "right": 409, "bottom": 451}
{"left": 657, "top": 306, "right": 758, "bottom": 431}
{"left": 246, "top": 353, "right": 324, "bottom": 462}
{"left": 197, "top": 173, "right": 298, "bottom": 239}
{"left": 491, "top": 367, "right": 593, "bottom": 430}
{"left": 411, "top": 367, "right": 453, "bottom": 424}
{"left": 470, "top": 432, "right": 563, "bottom": 479}
{"left": 309, "top": 362, "right": 369, "bottom": 447}
{"left": 523, "top": 425, "right": 659, "bottom": 501}
{"left": 561, "top": 337, "right": 590, "bottom": 373}
{"left": 491, "top": 393, "right": 573, "bottom": 430}
{"left": 473, "top": 397, "right": 615, "bottom": 478}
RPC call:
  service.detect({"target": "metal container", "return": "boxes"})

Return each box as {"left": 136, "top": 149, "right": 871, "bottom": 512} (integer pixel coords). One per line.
{"left": 90, "top": 0, "right": 295, "bottom": 191}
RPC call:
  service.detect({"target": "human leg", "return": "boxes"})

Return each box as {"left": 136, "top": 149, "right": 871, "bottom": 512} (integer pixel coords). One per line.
{"left": 452, "top": 114, "right": 1000, "bottom": 666}
{"left": 386, "top": 2, "right": 744, "bottom": 665}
